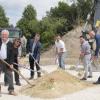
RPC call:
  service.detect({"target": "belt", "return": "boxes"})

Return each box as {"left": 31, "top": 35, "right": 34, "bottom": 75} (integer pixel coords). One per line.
{"left": 85, "top": 53, "right": 91, "bottom": 55}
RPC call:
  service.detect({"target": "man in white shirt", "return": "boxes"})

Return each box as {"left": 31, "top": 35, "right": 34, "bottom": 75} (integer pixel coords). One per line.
{"left": 0, "top": 30, "right": 16, "bottom": 95}
{"left": 55, "top": 34, "right": 66, "bottom": 69}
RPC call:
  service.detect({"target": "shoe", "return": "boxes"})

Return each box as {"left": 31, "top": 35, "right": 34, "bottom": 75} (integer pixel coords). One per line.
{"left": 9, "top": 91, "right": 17, "bottom": 96}
{"left": 81, "top": 77, "right": 87, "bottom": 80}
{"left": 38, "top": 74, "right": 41, "bottom": 78}
{"left": 16, "top": 82, "right": 21, "bottom": 86}
{"left": 37, "top": 72, "right": 41, "bottom": 78}
{"left": 88, "top": 76, "right": 92, "bottom": 78}
{"left": 29, "top": 76, "right": 33, "bottom": 80}
{"left": 0, "top": 85, "right": 1, "bottom": 97}
{"left": 93, "top": 81, "right": 100, "bottom": 84}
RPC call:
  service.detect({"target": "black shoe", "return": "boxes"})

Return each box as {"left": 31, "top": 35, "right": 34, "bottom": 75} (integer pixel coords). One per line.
{"left": 88, "top": 76, "right": 92, "bottom": 78}
{"left": 38, "top": 74, "right": 41, "bottom": 78}
{"left": 37, "top": 72, "right": 41, "bottom": 78}
{"left": 16, "top": 82, "right": 21, "bottom": 86}
{"left": 81, "top": 77, "right": 87, "bottom": 80}
{"left": 93, "top": 81, "right": 100, "bottom": 84}
{"left": 29, "top": 76, "right": 33, "bottom": 80}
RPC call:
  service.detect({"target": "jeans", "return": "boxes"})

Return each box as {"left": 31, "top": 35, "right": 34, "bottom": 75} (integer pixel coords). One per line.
{"left": 58, "top": 52, "right": 66, "bottom": 69}
{"left": 83, "top": 54, "right": 92, "bottom": 79}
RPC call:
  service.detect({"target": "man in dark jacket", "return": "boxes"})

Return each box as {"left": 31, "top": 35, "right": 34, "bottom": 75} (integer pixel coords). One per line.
{"left": 29, "top": 33, "right": 41, "bottom": 79}
{"left": 0, "top": 30, "right": 16, "bottom": 95}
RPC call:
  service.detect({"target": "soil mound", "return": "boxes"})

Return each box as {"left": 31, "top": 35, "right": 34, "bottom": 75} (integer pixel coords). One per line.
{"left": 21, "top": 69, "right": 92, "bottom": 98}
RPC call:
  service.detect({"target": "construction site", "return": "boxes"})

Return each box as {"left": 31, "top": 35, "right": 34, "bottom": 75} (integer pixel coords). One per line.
{"left": 0, "top": 0, "right": 100, "bottom": 100}
{"left": 0, "top": 26, "right": 100, "bottom": 100}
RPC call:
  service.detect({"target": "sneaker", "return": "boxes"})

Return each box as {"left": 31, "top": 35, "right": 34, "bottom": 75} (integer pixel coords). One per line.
{"left": 9, "top": 91, "right": 17, "bottom": 96}
{"left": 81, "top": 77, "right": 87, "bottom": 80}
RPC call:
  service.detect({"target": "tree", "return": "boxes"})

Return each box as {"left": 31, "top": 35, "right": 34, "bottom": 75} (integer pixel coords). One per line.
{"left": 0, "top": 5, "right": 9, "bottom": 27}
{"left": 47, "top": 2, "right": 77, "bottom": 28}
{"left": 23, "top": 4, "right": 37, "bottom": 20}
{"left": 77, "top": 0, "right": 92, "bottom": 21}
{"left": 17, "top": 4, "right": 37, "bottom": 37}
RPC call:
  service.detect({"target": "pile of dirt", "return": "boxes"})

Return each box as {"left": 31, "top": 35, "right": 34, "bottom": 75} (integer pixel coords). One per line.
{"left": 21, "top": 69, "right": 93, "bottom": 98}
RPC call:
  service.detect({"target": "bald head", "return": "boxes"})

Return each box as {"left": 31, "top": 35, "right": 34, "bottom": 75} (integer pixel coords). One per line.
{"left": 1, "top": 29, "right": 9, "bottom": 42}
{"left": 88, "top": 31, "right": 95, "bottom": 38}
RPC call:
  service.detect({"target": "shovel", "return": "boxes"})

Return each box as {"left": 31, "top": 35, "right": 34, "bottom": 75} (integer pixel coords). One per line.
{"left": 0, "top": 59, "right": 33, "bottom": 86}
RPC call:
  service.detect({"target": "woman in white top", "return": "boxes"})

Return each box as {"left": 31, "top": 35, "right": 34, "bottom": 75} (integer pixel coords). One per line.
{"left": 55, "top": 34, "right": 66, "bottom": 69}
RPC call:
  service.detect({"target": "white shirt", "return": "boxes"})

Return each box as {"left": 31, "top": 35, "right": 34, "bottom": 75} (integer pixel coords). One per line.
{"left": 55, "top": 40, "right": 66, "bottom": 53}
{"left": 0, "top": 39, "right": 9, "bottom": 59}
{"left": 32, "top": 42, "right": 36, "bottom": 54}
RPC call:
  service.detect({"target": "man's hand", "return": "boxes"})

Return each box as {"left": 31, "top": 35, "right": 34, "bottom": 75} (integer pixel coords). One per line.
{"left": 10, "top": 64, "right": 13, "bottom": 70}
{"left": 91, "top": 56, "right": 97, "bottom": 61}
{"left": 35, "top": 59, "right": 38, "bottom": 63}
{"left": 80, "top": 52, "right": 84, "bottom": 57}
{"left": 29, "top": 52, "right": 32, "bottom": 56}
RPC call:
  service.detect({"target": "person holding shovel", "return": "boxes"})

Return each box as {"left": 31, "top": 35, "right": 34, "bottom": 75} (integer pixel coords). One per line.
{"left": 29, "top": 33, "right": 41, "bottom": 79}
{"left": 55, "top": 34, "right": 66, "bottom": 70}
{"left": 79, "top": 36, "right": 92, "bottom": 80}
{"left": 0, "top": 29, "right": 17, "bottom": 95}
{"left": 13, "top": 38, "right": 21, "bottom": 86}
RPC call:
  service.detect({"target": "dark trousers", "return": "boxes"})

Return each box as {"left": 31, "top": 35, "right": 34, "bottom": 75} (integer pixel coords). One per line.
{"left": 29, "top": 56, "right": 41, "bottom": 77}
{"left": 5, "top": 69, "right": 14, "bottom": 91}
{"left": 13, "top": 65, "right": 20, "bottom": 83}
{"left": 4, "top": 72, "right": 8, "bottom": 84}
{"left": 0, "top": 61, "right": 14, "bottom": 91}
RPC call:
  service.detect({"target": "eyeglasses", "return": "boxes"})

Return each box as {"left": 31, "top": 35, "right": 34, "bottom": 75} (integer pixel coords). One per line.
{"left": 16, "top": 41, "right": 21, "bottom": 43}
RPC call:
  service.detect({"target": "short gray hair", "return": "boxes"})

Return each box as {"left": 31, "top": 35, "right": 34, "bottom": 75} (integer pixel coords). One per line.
{"left": 1, "top": 29, "right": 9, "bottom": 35}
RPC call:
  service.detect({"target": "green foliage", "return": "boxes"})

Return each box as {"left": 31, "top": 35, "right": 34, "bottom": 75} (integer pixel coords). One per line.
{"left": 23, "top": 4, "right": 37, "bottom": 20}
{"left": 17, "top": 1, "right": 94, "bottom": 50}
{"left": 77, "top": 0, "right": 92, "bottom": 21}
{"left": 0, "top": 5, "right": 9, "bottom": 28}
{"left": 17, "top": 4, "right": 37, "bottom": 37}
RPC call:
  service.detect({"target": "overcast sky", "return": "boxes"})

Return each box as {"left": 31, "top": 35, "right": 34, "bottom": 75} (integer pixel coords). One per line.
{"left": 0, "top": 0, "right": 72, "bottom": 26}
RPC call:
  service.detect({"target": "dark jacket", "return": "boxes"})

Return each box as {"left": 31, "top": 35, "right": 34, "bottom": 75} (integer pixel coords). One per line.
{"left": 0, "top": 39, "right": 14, "bottom": 64}
{"left": 29, "top": 39, "right": 41, "bottom": 60}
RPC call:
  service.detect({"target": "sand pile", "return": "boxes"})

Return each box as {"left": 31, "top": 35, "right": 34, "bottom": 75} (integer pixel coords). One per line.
{"left": 21, "top": 69, "right": 92, "bottom": 98}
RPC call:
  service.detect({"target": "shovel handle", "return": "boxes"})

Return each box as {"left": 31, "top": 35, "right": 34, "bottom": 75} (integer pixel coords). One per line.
{"left": 0, "top": 59, "right": 32, "bottom": 86}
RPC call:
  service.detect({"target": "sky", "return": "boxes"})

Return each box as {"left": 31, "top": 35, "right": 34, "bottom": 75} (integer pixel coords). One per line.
{"left": 0, "top": 0, "right": 72, "bottom": 26}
